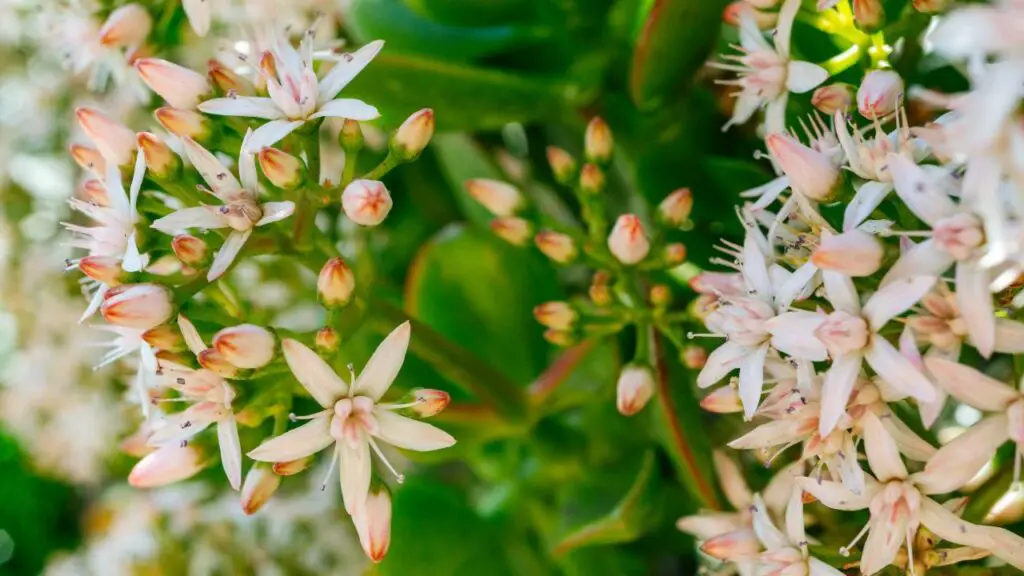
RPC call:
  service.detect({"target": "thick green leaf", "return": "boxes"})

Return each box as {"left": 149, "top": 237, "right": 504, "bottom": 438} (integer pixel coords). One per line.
{"left": 431, "top": 134, "right": 506, "bottom": 229}
{"left": 558, "top": 546, "right": 650, "bottom": 576}
{"left": 404, "top": 224, "right": 563, "bottom": 385}
{"left": 629, "top": 0, "right": 728, "bottom": 109}
{"left": 404, "top": 0, "right": 534, "bottom": 27}
{"left": 532, "top": 339, "right": 621, "bottom": 414}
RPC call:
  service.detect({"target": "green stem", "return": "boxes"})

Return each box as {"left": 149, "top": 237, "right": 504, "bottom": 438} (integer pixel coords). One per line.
{"left": 821, "top": 44, "right": 863, "bottom": 76}
{"left": 362, "top": 152, "right": 403, "bottom": 181}
{"left": 341, "top": 149, "right": 359, "bottom": 188}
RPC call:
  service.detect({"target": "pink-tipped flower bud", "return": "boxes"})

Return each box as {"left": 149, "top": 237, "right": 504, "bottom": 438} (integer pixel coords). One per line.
{"left": 912, "top": 0, "right": 947, "bottom": 13}
{"left": 342, "top": 179, "right": 392, "bottom": 226}
{"left": 584, "top": 117, "right": 613, "bottom": 164}
{"left": 682, "top": 346, "right": 709, "bottom": 370}
{"left": 78, "top": 255, "right": 127, "bottom": 286}
{"left": 765, "top": 132, "right": 839, "bottom": 201}
{"left": 99, "top": 4, "right": 152, "bottom": 48}
{"left": 340, "top": 119, "right": 365, "bottom": 151}
{"left": 663, "top": 243, "right": 687, "bottom": 265}
{"left": 101, "top": 284, "right": 173, "bottom": 330}
{"left": 208, "top": 59, "right": 254, "bottom": 96}
{"left": 155, "top": 107, "right": 210, "bottom": 140}
{"left": 811, "top": 84, "right": 854, "bottom": 115}
{"left": 75, "top": 107, "right": 136, "bottom": 167}
{"left": 490, "top": 217, "right": 533, "bottom": 246}
{"left": 723, "top": 2, "right": 778, "bottom": 29}
{"left": 535, "top": 231, "right": 578, "bottom": 264}
{"left": 546, "top": 146, "right": 577, "bottom": 185}
{"left": 142, "top": 324, "right": 185, "bottom": 352}
{"left": 135, "top": 58, "right": 211, "bottom": 109}
{"left": 579, "top": 164, "right": 605, "bottom": 195}
{"left": 171, "top": 234, "right": 209, "bottom": 266}
{"left": 853, "top": 0, "right": 885, "bottom": 30}
{"left": 544, "top": 329, "right": 575, "bottom": 347}
{"left": 69, "top": 144, "right": 106, "bottom": 176}
{"left": 318, "top": 257, "right": 356, "bottom": 308}
{"left": 608, "top": 215, "right": 650, "bottom": 265}
{"left": 810, "top": 229, "right": 883, "bottom": 277}
{"left": 315, "top": 327, "right": 341, "bottom": 352}
{"left": 81, "top": 179, "right": 109, "bottom": 206}
{"left": 198, "top": 348, "right": 240, "bottom": 378}
{"left": 354, "top": 487, "right": 392, "bottom": 563}
{"left": 128, "top": 444, "right": 203, "bottom": 488}
{"left": 213, "top": 324, "right": 276, "bottom": 369}
{"left": 403, "top": 388, "right": 451, "bottom": 418}
{"left": 466, "top": 179, "right": 523, "bottom": 217}
{"left": 700, "top": 386, "right": 743, "bottom": 413}
{"left": 137, "top": 132, "right": 180, "bottom": 178}
{"left": 649, "top": 284, "right": 672, "bottom": 307}
{"left": 658, "top": 188, "right": 693, "bottom": 226}
{"left": 533, "top": 302, "right": 577, "bottom": 331}
{"left": 392, "top": 108, "right": 434, "bottom": 161}
{"left": 258, "top": 147, "right": 306, "bottom": 190}
{"left": 272, "top": 457, "right": 313, "bottom": 476}
{"left": 616, "top": 365, "right": 655, "bottom": 416}
{"left": 240, "top": 464, "right": 282, "bottom": 515}
{"left": 857, "top": 69, "right": 904, "bottom": 120}
{"left": 702, "top": 529, "right": 761, "bottom": 560}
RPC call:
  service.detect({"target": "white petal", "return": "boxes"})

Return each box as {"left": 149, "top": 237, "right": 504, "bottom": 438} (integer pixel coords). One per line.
{"left": 103, "top": 162, "right": 130, "bottom": 214}
{"left": 198, "top": 97, "right": 285, "bottom": 120}
{"left": 151, "top": 205, "right": 229, "bottom": 233}
{"left": 922, "top": 356, "right": 1017, "bottom": 411}
{"left": 676, "top": 513, "right": 745, "bottom": 540}
{"left": 181, "top": 137, "right": 242, "bottom": 198}
{"left": 281, "top": 338, "right": 348, "bottom": 407}
{"left": 794, "top": 477, "right": 874, "bottom": 511}
{"left": 785, "top": 60, "right": 828, "bottom": 93}
{"left": 244, "top": 120, "right": 305, "bottom": 154}
{"left": 248, "top": 413, "right": 333, "bottom": 462}
{"left": 697, "top": 341, "right": 748, "bottom": 388}
{"left": 239, "top": 128, "right": 258, "bottom": 192}
{"left": 767, "top": 311, "right": 829, "bottom": 361}
{"left": 353, "top": 321, "right": 411, "bottom": 400}
{"left": 311, "top": 98, "right": 380, "bottom": 121}
{"left": 750, "top": 494, "right": 788, "bottom": 550}
{"left": 919, "top": 496, "right": 1024, "bottom": 571}
{"left": 129, "top": 144, "right": 146, "bottom": 213}
{"left": 256, "top": 201, "right": 296, "bottom": 226}
{"left": 861, "top": 411, "right": 907, "bottom": 482}
{"left": 317, "top": 40, "right": 385, "bottom": 103}
{"left": 912, "top": 414, "right": 1009, "bottom": 495}
{"left": 773, "top": 259, "right": 818, "bottom": 309}
{"left": 725, "top": 91, "right": 763, "bottom": 131}
{"left": 742, "top": 233, "right": 772, "bottom": 303}
{"left": 880, "top": 412, "right": 936, "bottom": 462}
{"left": 879, "top": 240, "right": 953, "bottom": 287}
{"left": 339, "top": 437, "right": 371, "bottom": 515}
{"left": 808, "top": 557, "right": 845, "bottom": 576}
{"left": 865, "top": 337, "right": 936, "bottom": 402}
{"left": 863, "top": 275, "right": 934, "bottom": 329}
{"left": 182, "top": 0, "right": 211, "bottom": 36}
{"left": 860, "top": 508, "right": 908, "bottom": 575}
{"left": 818, "top": 353, "right": 861, "bottom": 437}
{"left": 764, "top": 95, "right": 788, "bottom": 136}
{"left": 373, "top": 409, "right": 456, "bottom": 451}
{"left": 842, "top": 181, "right": 892, "bottom": 232}
{"left": 80, "top": 285, "right": 107, "bottom": 323}
{"left": 207, "top": 229, "right": 251, "bottom": 281}
{"left": 774, "top": 0, "right": 800, "bottom": 58}
{"left": 957, "top": 261, "right": 995, "bottom": 358}
{"left": 739, "top": 343, "right": 769, "bottom": 419}
{"left": 728, "top": 418, "right": 810, "bottom": 450}
{"left": 822, "top": 269, "right": 860, "bottom": 314}
{"left": 783, "top": 489, "right": 805, "bottom": 546}
{"left": 218, "top": 416, "right": 242, "bottom": 490}
{"left": 994, "top": 319, "right": 1024, "bottom": 354}
{"left": 887, "top": 153, "right": 958, "bottom": 226}
{"left": 713, "top": 451, "right": 753, "bottom": 510}
{"left": 177, "top": 313, "right": 208, "bottom": 355}
{"left": 121, "top": 233, "right": 144, "bottom": 272}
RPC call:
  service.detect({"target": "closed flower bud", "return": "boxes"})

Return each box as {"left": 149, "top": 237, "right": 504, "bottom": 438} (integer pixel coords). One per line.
{"left": 535, "top": 231, "right": 577, "bottom": 264}
{"left": 466, "top": 179, "right": 523, "bottom": 217}
{"left": 207, "top": 59, "right": 254, "bottom": 96}
{"left": 258, "top": 147, "right": 305, "bottom": 190}
{"left": 857, "top": 70, "right": 904, "bottom": 120}
{"left": 81, "top": 179, "right": 109, "bottom": 206}
{"left": 533, "top": 302, "right": 577, "bottom": 331}
{"left": 198, "top": 348, "right": 240, "bottom": 378}
{"left": 590, "top": 271, "right": 613, "bottom": 306}
{"left": 69, "top": 144, "right": 106, "bottom": 176}
{"left": 142, "top": 324, "right": 185, "bottom": 351}
{"left": 76, "top": 107, "right": 136, "bottom": 167}
{"left": 664, "top": 243, "right": 687, "bottom": 265}
{"left": 765, "top": 132, "right": 839, "bottom": 201}
{"left": 608, "top": 215, "right": 650, "bottom": 265}
{"left": 78, "top": 255, "right": 126, "bottom": 286}
{"left": 155, "top": 107, "right": 210, "bottom": 140}
{"left": 401, "top": 388, "right": 451, "bottom": 418}
{"left": 342, "top": 180, "right": 392, "bottom": 226}
{"left": 171, "top": 234, "right": 209, "bottom": 266}
{"left": 101, "top": 284, "right": 173, "bottom": 330}
{"left": 354, "top": 488, "right": 392, "bottom": 563}
{"left": 391, "top": 108, "right": 434, "bottom": 160}
{"left": 811, "top": 84, "right": 854, "bottom": 115}
{"left": 853, "top": 0, "right": 884, "bottom": 30}
{"left": 649, "top": 284, "right": 672, "bottom": 306}
{"left": 135, "top": 58, "right": 211, "bottom": 109}
{"left": 318, "top": 257, "right": 356, "bottom": 308}
{"left": 490, "top": 217, "right": 533, "bottom": 246}
{"left": 340, "top": 119, "right": 365, "bottom": 151}
{"left": 723, "top": 2, "right": 777, "bottom": 29}
{"left": 240, "top": 464, "right": 282, "bottom": 515}
{"left": 99, "top": 4, "right": 152, "bottom": 48}
{"left": 658, "top": 188, "right": 693, "bottom": 226}
{"left": 137, "top": 132, "right": 180, "bottom": 178}
{"left": 272, "top": 457, "right": 313, "bottom": 476}
{"left": 682, "top": 346, "right": 709, "bottom": 370}
{"left": 213, "top": 324, "right": 276, "bottom": 369}
{"left": 810, "top": 229, "right": 883, "bottom": 277}
{"left": 912, "top": 0, "right": 947, "bottom": 13}
{"left": 579, "top": 164, "right": 605, "bottom": 195}
{"left": 544, "top": 329, "right": 575, "bottom": 347}
{"left": 700, "top": 386, "right": 742, "bottom": 413}
{"left": 128, "top": 444, "right": 203, "bottom": 488}
{"left": 315, "top": 327, "right": 340, "bottom": 352}
{"left": 616, "top": 365, "right": 655, "bottom": 416}
{"left": 546, "top": 146, "right": 577, "bottom": 185}
{"left": 584, "top": 117, "right": 613, "bottom": 164}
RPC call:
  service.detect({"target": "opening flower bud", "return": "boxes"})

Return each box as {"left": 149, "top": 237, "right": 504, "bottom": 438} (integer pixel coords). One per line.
{"left": 701, "top": 529, "right": 761, "bottom": 560}
{"left": 258, "top": 147, "right": 306, "bottom": 190}
{"left": 128, "top": 444, "right": 204, "bottom": 488}
{"left": 546, "top": 146, "right": 577, "bottom": 185}
{"left": 353, "top": 488, "right": 392, "bottom": 563}
{"left": 584, "top": 117, "right": 613, "bottom": 164}
{"left": 81, "top": 179, "right": 109, "bottom": 206}
{"left": 682, "top": 346, "right": 709, "bottom": 370}
{"left": 135, "top": 58, "right": 211, "bottom": 110}
{"left": 579, "top": 164, "right": 605, "bottom": 195}
{"left": 857, "top": 69, "right": 904, "bottom": 120}
{"left": 391, "top": 108, "right": 434, "bottom": 161}
{"left": 466, "top": 179, "right": 523, "bottom": 217}
{"left": 101, "top": 284, "right": 174, "bottom": 330}
{"left": 535, "top": 231, "right": 578, "bottom": 264}
{"left": 616, "top": 365, "right": 655, "bottom": 416}
{"left": 76, "top": 107, "right": 136, "bottom": 167}
{"left": 78, "top": 255, "right": 126, "bottom": 286}
{"left": 198, "top": 348, "right": 240, "bottom": 378}
{"left": 69, "top": 144, "right": 106, "bottom": 176}
{"left": 137, "top": 132, "right": 180, "bottom": 178}
{"left": 490, "top": 217, "right": 533, "bottom": 246}
{"left": 155, "top": 107, "right": 210, "bottom": 140}
{"left": 765, "top": 132, "right": 839, "bottom": 201}
{"left": 404, "top": 388, "right": 451, "bottom": 418}
{"left": 315, "top": 327, "right": 341, "bottom": 352}
{"left": 342, "top": 179, "right": 392, "bottom": 226}
{"left": 273, "top": 457, "right": 313, "bottom": 476}
{"left": 608, "top": 215, "right": 650, "bottom": 265}
{"left": 658, "top": 188, "right": 693, "bottom": 226}
{"left": 663, "top": 243, "right": 687, "bottom": 265}
{"left": 699, "top": 385, "right": 742, "bottom": 413}
{"left": 723, "top": 2, "right": 777, "bottom": 29}
{"left": 240, "top": 464, "right": 282, "bottom": 515}
{"left": 318, "top": 257, "right": 356, "bottom": 308}
{"left": 171, "top": 234, "right": 209, "bottom": 266}
{"left": 853, "top": 0, "right": 885, "bottom": 30}
{"left": 99, "top": 4, "right": 152, "bottom": 48}
{"left": 533, "top": 302, "right": 578, "bottom": 331}
{"left": 207, "top": 59, "right": 254, "bottom": 96}
{"left": 213, "top": 324, "right": 276, "bottom": 369}
{"left": 649, "top": 284, "right": 672, "bottom": 307}
{"left": 810, "top": 229, "right": 883, "bottom": 277}
{"left": 544, "top": 329, "right": 576, "bottom": 347}
{"left": 340, "top": 119, "right": 364, "bottom": 151}
{"left": 811, "top": 84, "right": 854, "bottom": 115}
{"left": 142, "top": 324, "right": 185, "bottom": 351}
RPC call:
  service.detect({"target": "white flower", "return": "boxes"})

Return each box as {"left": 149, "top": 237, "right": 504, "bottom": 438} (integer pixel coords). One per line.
{"left": 716, "top": 0, "right": 828, "bottom": 133}
{"left": 198, "top": 33, "right": 383, "bottom": 152}
{"left": 150, "top": 133, "right": 295, "bottom": 281}
{"left": 248, "top": 322, "right": 456, "bottom": 514}
{"left": 748, "top": 491, "right": 844, "bottom": 576}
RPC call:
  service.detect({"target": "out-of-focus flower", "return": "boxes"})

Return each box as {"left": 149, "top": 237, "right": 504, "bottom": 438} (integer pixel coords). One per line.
{"left": 616, "top": 365, "right": 655, "bottom": 416}
{"left": 466, "top": 179, "right": 523, "bottom": 217}
{"left": 135, "top": 58, "right": 211, "bottom": 109}
{"left": 857, "top": 70, "right": 904, "bottom": 120}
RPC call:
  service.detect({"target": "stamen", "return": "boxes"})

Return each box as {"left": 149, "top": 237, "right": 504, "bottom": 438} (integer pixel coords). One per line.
{"left": 687, "top": 332, "right": 725, "bottom": 339}
{"left": 839, "top": 521, "right": 872, "bottom": 557}
{"left": 347, "top": 363, "right": 357, "bottom": 387}
{"left": 906, "top": 525, "right": 917, "bottom": 576}
{"left": 320, "top": 447, "right": 339, "bottom": 491}
{"left": 289, "top": 409, "right": 328, "bottom": 422}
{"left": 367, "top": 436, "right": 405, "bottom": 483}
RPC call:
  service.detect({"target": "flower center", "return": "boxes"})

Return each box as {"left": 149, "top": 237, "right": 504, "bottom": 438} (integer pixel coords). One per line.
{"left": 815, "top": 311, "right": 869, "bottom": 357}
{"left": 220, "top": 198, "right": 263, "bottom": 231}
{"left": 330, "top": 395, "right": 378, "bottom": 446}
{"left": 933, "top": 213, "right": 984, "bottom": 260}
